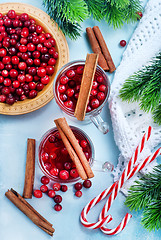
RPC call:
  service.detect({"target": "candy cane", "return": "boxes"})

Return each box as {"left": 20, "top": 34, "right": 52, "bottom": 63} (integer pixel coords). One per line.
{"left": 100, "top": 147, "right": 161, "bottom": 235}
{"left": 80, "top": 126, "right": 152, "bottom": 233}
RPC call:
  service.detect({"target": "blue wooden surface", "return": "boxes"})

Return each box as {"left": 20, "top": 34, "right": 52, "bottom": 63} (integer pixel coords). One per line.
{"left": 1, "top": 0, "right": 161, "bottom": 239}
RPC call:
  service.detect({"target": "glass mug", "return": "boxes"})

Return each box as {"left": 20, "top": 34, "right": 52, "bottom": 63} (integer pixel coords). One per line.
{"left": 38, "top": 126, "right": 113, "bottom": 184}
{"left": 53, "top": 60, "right": 110, "bottom": 134}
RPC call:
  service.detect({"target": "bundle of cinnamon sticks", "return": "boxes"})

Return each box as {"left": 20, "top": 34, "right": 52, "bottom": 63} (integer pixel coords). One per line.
{"left": 54, "top": 117, "right": 94, "bottom": 180}
{"left": 86, "top": 26, "right": 116, "bottom": 73}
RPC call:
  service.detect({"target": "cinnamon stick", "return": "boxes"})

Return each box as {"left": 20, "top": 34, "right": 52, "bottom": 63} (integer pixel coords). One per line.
{"left": 55, "top": 122, "right": 88, "bottom": 180}
{"left": 5, "top": 188, "right": 55, "bottom": 236}
{"left": 93, "top": 26, "right": 116, "bottom": 73}
{"left": 86, "top": 27, "right": 109, "bottom": 71}
{"left": 74, "top": 53, "right": 98, "bottom": 121}
{"left": 54, "top": 118, "right": 94, "bottom": 179}
{"left": 23, "top": 138, "right": 35, "bottom": 199}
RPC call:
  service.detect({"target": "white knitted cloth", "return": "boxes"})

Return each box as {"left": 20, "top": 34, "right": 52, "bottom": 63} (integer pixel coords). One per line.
{"left": 109, "top": 0, "right": 161, "bottom": 195}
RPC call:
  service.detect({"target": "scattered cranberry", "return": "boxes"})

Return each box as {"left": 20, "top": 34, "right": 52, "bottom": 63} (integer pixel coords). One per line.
{"left": 74, "top": 182, "right": 82, "bottom": 191}
{"left": 54, "top": 204, "right": 62, "bottom": 211}
{"left": 41, "top": 175, "right": 50, "bottom": 185}
{"left": 83, "top": 179, "right": 92, "bottom": 188}
{"left": 60, "top": 185, "right": 68, "bottom": 192}
{"left": 48, "top": 189, "right": 56, "bottom": 198}
{"left": 59, "top": 170, "right": 69, "bottom": 180}
{"left": 137, "top": 12, "right": 143, "bottom": 19}
{"left": 75, "top": 190, "right": 82, "bottom": 197}
{"left": 120, "top": 40, "right": 126, "bottom": 47}
{"left": 54, "top": 195, "right": 62, "bottom": 204}
{"left": 33, "top": 189, "right": 42, "bottom": 198}
{"left": 53, "top": 183, "right": 61, "bottom": 191}
{"left": 40, "top": 185, "right": 48, "bottom": 193}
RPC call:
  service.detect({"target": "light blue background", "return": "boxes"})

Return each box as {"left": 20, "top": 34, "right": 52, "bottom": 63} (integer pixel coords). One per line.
{"left": 1, "top": 0, "right": 161, "bottom": 239}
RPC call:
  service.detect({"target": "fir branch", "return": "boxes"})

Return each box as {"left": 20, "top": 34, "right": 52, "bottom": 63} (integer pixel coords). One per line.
{"left": 124, "top": 0, "right": 143, "bottom": 23}
{"left": 153, "top": 104, "right": 161, "bottom": 125}
{"left": 142, "top": 201, "right": 161, "bottom": 231}
{"left": 85, "top": 0, "right": 105, "bottom": 20}
{"left": 125, "top": 165, "right": 161, "bottom": 231}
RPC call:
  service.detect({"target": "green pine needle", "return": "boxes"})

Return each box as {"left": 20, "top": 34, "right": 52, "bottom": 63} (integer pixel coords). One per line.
{"left": 125, "top": 165, "right": 161, "bottom": 231}
{"left": 119, "top": 53, "right": 161, "bottom": 125}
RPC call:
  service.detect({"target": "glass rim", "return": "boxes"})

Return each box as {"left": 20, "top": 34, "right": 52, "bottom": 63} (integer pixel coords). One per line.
{"left": 38, "top": 125, "right": 95, "bottom": 184}
{"left": 53, "top": 60, "right": 110, "bottom": 117}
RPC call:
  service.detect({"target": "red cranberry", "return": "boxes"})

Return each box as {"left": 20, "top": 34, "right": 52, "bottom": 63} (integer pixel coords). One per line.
{"left": 27, "top": 43, "right": 35, "bottom": 51}
{"left": 32, "top": 50, "right": 40, "bottom": 59}
{"left": 92, "top": 81, "right": 98, "bottom": 89}
{"left": 53, "top": 51, "right": 58, "bottom": 59}
{"left": 18, "top": 62, "right": 27, "bottom": 70}
{"left": 41, "top": 75, "right": 50, "bottom": 85}
{"left": 64, "top": 162, "right": 72, "bottom": 170}
{"left": 20, "top": 13, "right": 29, "bottom": 22}
{"left": 4, "top": 18, "right": 12, "bottom": 27}
{"left": 26, "top": 58, "right": 33, "bottom": 66}
{"left": 0, "top": 76, "right": 4, "bottom": 83}
{"left": 2, "top": 56, "right": 11, "bottom": 64}
{"left": 10, "top": 69, "right": 18, "bottom": 78}
{"left": 32, "top": 36, "right": 39, "bottom": 45}
{"left": 137, "top": 12, "right": 143, "bottom": 19}
{"left": 2, "top": 86, "right": 10, "bottom": 95}
{"left": 61, "top": 148, "right": 68, "bottom": 155}
{"left": 41, "top": 175, "right": 50, "bottom": 185}
{"left": 37, "top": 67, "right": 46, "bottom": 77}
{"left": 76, "top": 66, "right": 84, "bottom": 74}
{"left": 0, "top": 62, "right": 4, "bottom": 70}
{"left": 16, "top": 88, "right": 24, "bottom": 96}
{"left": 68, "top": 80, "right": 76, "bottom": 88}
{"left": 50, "top": 167, "right": 59, "bottom": 176}
{"left": 60, "top": 94, "right": 67, "bottom": 102}
{"left": 70, "top": 168, "right": 79, "bottom": 178}
{"left": 21, "top": 28, "right": 29, "bottom": 38}
{"left": 49, "top": 152, "right": 57, "bottom": 160}
{"left": 0, "top": 94, "right": 6, "bottom": 102}
{"left": 20, "top": 94, "right": 27, "bottom": 101}
{"left": 11, "top": 56, "right": 19, "bottom": 65}
{"left": 33, "top": 189, "right": 42, "bottom": 198}
{"left": 75, "top": 190, "right": 82, "bottom": 197}
{"left": 53, "top": 183, "right": 61, "bottom": 191}
{"left": 4, "top": 78, "right": 11, "bottom": 87}
{"left": 74, "top": 182, "right": 82, "bottom": 191}
{"left": 80, "top": 140, "right": 87, "bottom": 148}
{"left": 10, "top": 38, "right": 16, "bottom": 46}
{"left": 36, "top": 82, "right": 44, "bottom": 91}
{"left": 28, "top": 67, "right": 37, "bottom": 76}
{"left": 48, "top": 189, "right": 55, "bottom": 198}
{"left": 0, "top": 48, "right": 7, "bottom": 57}
{"left": 97, "top": 75, "right": 104, "bottom": 83}
{"left": 60, "top": 76, "right": 68, "bottom": 85}
{"left": 54, "top": 195, "right": 62, "bottom": 204}
{"left": 66, "top": 69, "right": 75, "bottom": 78}
{"left": 66, "top": 88, "right": 74, "bottom": 97}
{"left": 60, "top": 185, "right": 68, "bottom": 192}
{"left": 21, "top": 53, "right": 28, "bottom": 60}
{"left": 90, "top": 98, "right": 100, "bottom": 109}
{"left": 64, "top": 100, "right": 73, "bottom": 109}
{"left": 99, "top": 84, "right": 106, "bottom": 92}
{"left": 36, "top": 25, "right": 43, "bottom": 34}
{"left": 24, "top": 20, "right": 31, "bottom": 28}
{"left": 2, "top": 70, "right": 9, "bottom": 77}
{"left": 97, "top": 92, "right": 105, "bottom": 101}
{"left": 54, "top": 204, "right": 62, "bottom": 211}
{"left": 28, "top": 89, "right": 37, "bottom": 98}
{"left": 44, "top": 162, "right": 52, "bottom": 170}
{"left": 25, "top": 74, "right": 33, "bottom": 82}
{"left": 41, "top": 53, "right": 50, "bottom": 63}
{"left": 40, "top": 185, "right": 48, "bottom": 193}
{"left": 48, "top": 58, "right": 56, "bottom": 66}
{"left": 59, "top": 170, "right": 69, "bottom": 180}
{"left": 46, "top": 66, "right": 54, "bottom": 75}
{"left": 58, "top": 85, "right": 66, "bottom": 93}
{"left": 7, "top": 10, "right": 16, "bottom": 19}
{"left": 83, "top": 179, "right": 92, "bottom": 188}
{"left": 120, "top": 40, "right": 126, "bottom": 47}
{"left": 12, "top": 80, "right": 20, "bottom": 88}
{"left": 41, "top": 152, "right": 49, "bottom": 161}
{"left": 29, "top": 82, "right": 36, "bottom": 90}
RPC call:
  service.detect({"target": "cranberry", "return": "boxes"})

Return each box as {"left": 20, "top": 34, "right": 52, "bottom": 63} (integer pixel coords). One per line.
{"left": 21, "top": 28, "right": 29, "bottom": 38}
{"left": 6, "top": 96, "right": 15, "bottom": 105}
{"left": 16, "top": 88, "right": 24, "bottom": 96}
{"left": 60, "top": 94, "right": 67, "bottom": 102}
{"left": 19, "top": 45, "right": 27, "bottom": 52}
{"left": 2, "top": 70, "right": 9, "bottom": 77}
{"left": 2, "top": 87, "right": 10, "bottom": 95}
{"left": 66, "top": 88, "right": 74, "bottom": 97}
{"left": 75, "top": 190, "right": 82, "bottom": 197}
{"left": 0, "top": 94, "right": 6, "bottom": 102}
{"left": 27, "top": 43, "right": 35, "bottom": 51}
{"left": 54, "top": 195, "right": 62, "bottom": 204}
{"left": 49, "top": 152, "right": 57, "bottom": 160}
{"left": 44, "top": 39, "right": 52, "bottom": 48}
{"left": 4, "top": 78, "right": 11, "bottom": 86}
{"left": 99, "top": 84, "right": 106, "bottom": 92}
{"left": 74, "top": 182, "right": 82, "bottom": 191}
{"left": 36, "top": 25, "right": 43, "bottom": 34}
{"left": 80, "top": 140, "right": 87, "bottom": 148}
{"left": 18, "top": 62, "right": 27, "bottom": 70}
{"left": 64, "top": 100, "right": 73, "bottom": 109}
{"left": 83, "top": 179, "right": 92, "bottom": 188}
{"left": 32, "top": 36, "right": 39, "bottom": 45}
{"left": 137, "top": 12, "right": 143, "bottom": 19}
{"left": 21, "top": 53, "right": 28, "bottom": 60}
{"left": 25, "top": 74, "right": 33, "bottom": 82}
{"left": 11, "top": 56, "right": 19, "bottom": 65}
{"left": 54, "top": 204, "right": 62, "bottom": 211}
{"left": 32, "top": 50, "right": 40, "bottom": 59}
{"left": 0, "top": 62, "right": 4, "bottom": 70}
{"left": 0, "top": 48, "right": 7, "bottom": 57}
{"left": 10, "top": 69, "right": 18, "bottom": 78}
{"left": 97, "top": 90, "right": 105, "bottom": 101}
{"left": 44, "top": 162, "right": 52, "bottom": 170}
{"left": 33, "top": 189, "right": 42, "bottom": 198}
{"left": 50, "top": 167, "right": 59, "bottom": 176}
{"left": 20, "top": 94, "right": 27, "bottom": 101}
{"left": 53, "top": 183, "right": 61, "bottom": 191}
{"left": 7, "top": 10, "right": 16, "bottom": 19}
{"left": 64, "top": 162, "right": 72, "bottom": 170}
{"left": 70, "top": 168, "right": 79, "bottom": 178}
{"left": 28, "top": 90, "right": 37, "bottom": 98}
{"left": 76, "top": 66, "right": 84, "bottom": 74}
{"left": 66, "top": 69, "right": 75, "bottom": 78}
{"left": 36, "top": 82, "right": 44, "bottom": 91}
{"left": 48, "top": 189, "right": 55, "bottom": 198}
{"left": 4, "top": 18, "right": 12, "bottom": 27}
{"left": 46, "top": 66, "right": 54, "bottom": 76}
{"left": 2, "top": 56, "right": 11, "bottom": 64}
{"left": 92, "top": 81, "right": 98, "bottom": 89}
{"left": 12, "top": 80, "right": 20, "bottom": 88}
{"left": 60, "top": 185, "right": 68, "bottom": 192}
{"left": 41, "top": 75, "right": 50, "bottom": 85}
{"left": 97, "top": 75, "right": 104, "bottom": 83}
{"left": 68, "top": 80, "right": 76, "bottom": 88}
{"left": 59, "top": 170, "right": 69, "bottom": 180}
{"left": 53, "top": 51, "right": 58, "bottom": 59}
{"left": 28, "top": 67, "right": 37, "bottom": 76}
{"left": 10, "top": 38, "right": 16, "bottom": 46}
{"left": 90, "top": 98, "right": 100, "bottom": 109}
{"left": 48, "top": 135, "right": 56, "bottom": 143}
{"left": 41, "top": 53, "right": 50, "bottom": 63}
{"left": 58, "top": 85, "right": 66, "bottom": 93}
{"left": 26, "top": 58, "right": 33, "bottom": 66}
{"left": 48, "top": 58, "right": 56, "bottom": 66}
{"left": 20, "top": 13, "right": 29, "bottom": 22}
{"left": 40, "top": 185, "right": 48, "bottom": 193}
{"left": 55, "top": 132, "right": 61, "bottom": 139}
{"left": 120, "top": 40, "right": 126, "bottom": 47}
{"left": 0, "top": 76, "right": 4, "bottom": 83}
{"left": 41, "top": 175, "right": 50, "bottom": 185}
{"left": 41, "top": 152, "right": 49, "bottom": 161}
{"left": 61, "top": 148, "right": 68, "bottom": 155}
{"left": 60, "top": 76, "right": 68, "bottom": 85}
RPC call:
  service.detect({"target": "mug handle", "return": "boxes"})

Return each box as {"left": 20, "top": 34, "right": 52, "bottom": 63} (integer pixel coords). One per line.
{"left": 90, "top": 114, "right": 109, "bottom": 134}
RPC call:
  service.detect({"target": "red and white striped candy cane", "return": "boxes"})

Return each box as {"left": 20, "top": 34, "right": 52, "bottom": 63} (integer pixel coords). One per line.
{"left": 100, "top": 147, "right": 161, "bottom": 235}
{"left": 80, "top": 126, "right": 152, "bottom": 233}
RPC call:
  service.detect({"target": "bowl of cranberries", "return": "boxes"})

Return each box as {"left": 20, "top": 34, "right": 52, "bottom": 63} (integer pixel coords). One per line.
{"left": 0, "top": 4, "right": 69, "bottom": 115}
{"left": 53, "top": 60, "right": 110, "bottom": 133}
{"left": 38, "top": 126, "right": 94, "bottom": 184}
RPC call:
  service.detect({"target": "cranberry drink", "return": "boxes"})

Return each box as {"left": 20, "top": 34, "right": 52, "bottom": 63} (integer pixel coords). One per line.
{"left": 39, "top": 127, "right": 93, "bottom": 183}
{"left": 54, "top": 62, "right": 109, "bottom": 117}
